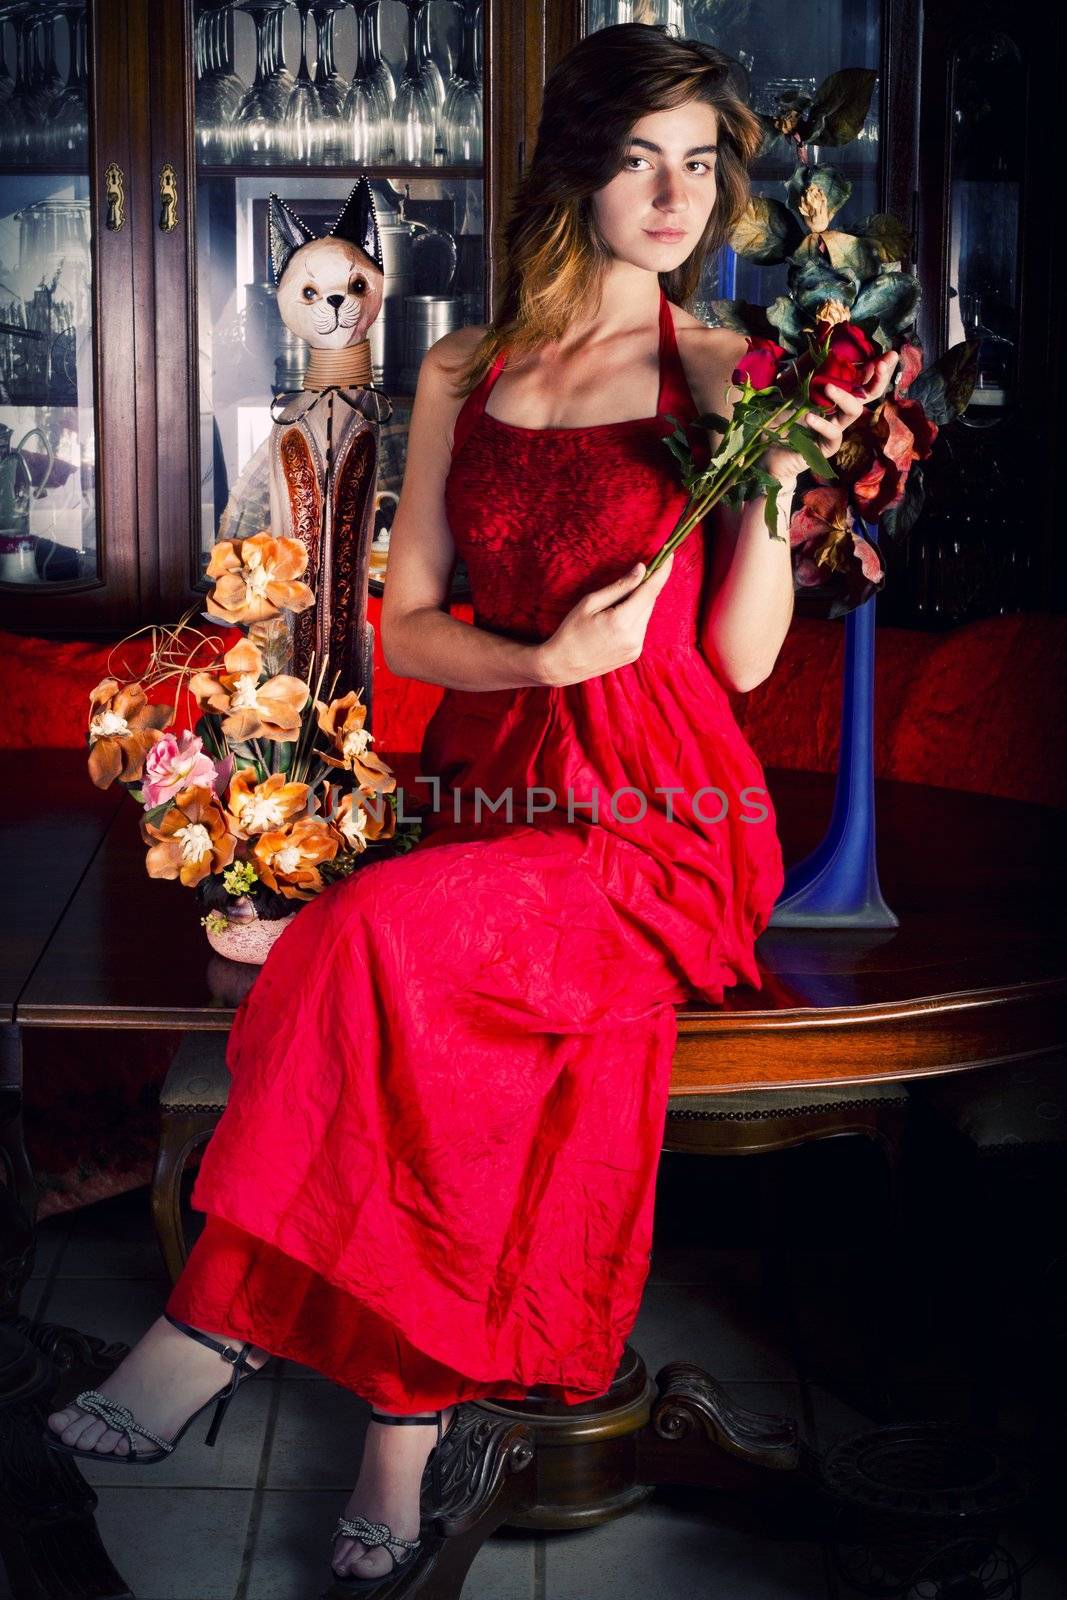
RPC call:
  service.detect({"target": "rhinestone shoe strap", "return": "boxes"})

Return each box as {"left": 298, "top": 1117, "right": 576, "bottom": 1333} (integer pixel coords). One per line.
{"left": 333, "top": 1514, "right": 421, "bottom": 1562}
{"left": 73, "top": 1389, "right": 174, "bottom": 1454}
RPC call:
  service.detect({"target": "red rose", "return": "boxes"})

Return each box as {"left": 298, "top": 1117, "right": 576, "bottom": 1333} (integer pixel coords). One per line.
{"left": 732, "top": 336, "right": 786, "bottom": 391}
{"left": 808, "top": 320, "right": 878, "bottom": 411}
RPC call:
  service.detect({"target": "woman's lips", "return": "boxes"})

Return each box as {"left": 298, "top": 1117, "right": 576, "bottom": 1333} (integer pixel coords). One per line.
{"left": 645, "top": 228, "right": 687, "bottom": 242}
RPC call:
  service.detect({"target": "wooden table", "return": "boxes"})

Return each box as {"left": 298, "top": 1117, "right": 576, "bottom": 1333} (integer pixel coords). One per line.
{"left": 1, "top": 748, "right": 1063, "bottom": 1600}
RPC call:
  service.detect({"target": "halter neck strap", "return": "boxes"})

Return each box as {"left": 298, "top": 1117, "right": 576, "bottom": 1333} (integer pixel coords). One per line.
{"left": 449, "top": 286, "right": 698, "bottom": 457}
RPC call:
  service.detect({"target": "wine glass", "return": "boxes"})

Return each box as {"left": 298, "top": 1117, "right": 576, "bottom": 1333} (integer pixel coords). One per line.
{"left": 440, "top": 0, "right": 480, "bottom": 163}
{"left": 392, "top": 0, "right": 437, "bottom": 165}
{"left": 233, "top": 0, "right": 295, "bottom": 164}
{"left": 0, "top": 3, "right": 48, "bottom": 163}
{"left": 310, "top": 0, "right": 348, "bottom": 160}
{"left": 343, "top": 0, "right": 394, "bottom": 163}
{"left": 311, "top": 0, "right": 347, "bottom": 113}
{"left": 195, "top": 2, "right": 247, "bottom": 164}
{"left": 42, "top": 0, "right": 88, "bottom": 163}
{"left": 282, "top": 0, "right": 329, "bottom": 161}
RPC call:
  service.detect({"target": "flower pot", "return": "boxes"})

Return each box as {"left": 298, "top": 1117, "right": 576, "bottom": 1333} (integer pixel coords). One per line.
{"left": 203, "top": 910, "right": 300, "bottom": 965}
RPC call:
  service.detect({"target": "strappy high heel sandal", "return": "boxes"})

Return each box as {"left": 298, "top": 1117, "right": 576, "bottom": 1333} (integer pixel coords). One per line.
{"left": 42, "top": 1311, "right": 267, "bottom": 1465}
{"left": 328, "top": 1405, "right": 458, "bottom": 1593}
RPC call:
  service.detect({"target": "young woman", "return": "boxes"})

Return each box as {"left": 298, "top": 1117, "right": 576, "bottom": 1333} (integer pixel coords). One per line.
{"left": 45, "top": 22, "right": 896, "bottom": 1591}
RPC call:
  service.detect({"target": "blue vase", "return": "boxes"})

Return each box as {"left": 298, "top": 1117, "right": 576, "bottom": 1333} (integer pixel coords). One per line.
{"left": 767, "top": 516, "right": 898, "bottom": 928}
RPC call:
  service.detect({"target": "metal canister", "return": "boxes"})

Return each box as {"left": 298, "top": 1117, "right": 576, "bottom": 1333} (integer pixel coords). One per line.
{"left": 399, "top": 295, "right": 461, "bottom": 395}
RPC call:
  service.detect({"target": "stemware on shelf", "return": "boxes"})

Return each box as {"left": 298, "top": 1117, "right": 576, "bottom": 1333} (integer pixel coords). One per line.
{"left": 195, "top": 0, "right": 247, "bottom": 164}
{"left": 312, "top": 0, "right": 349, "bottom": 158}
{"left": 393, "top": 0, "right": 438, "bottom": 165}
{"left": 38, "top": 2, "right": 88, "bottom": 163}
{"left": 0, "top": 9, "right": 13, "bottom": 103}
{"left": 33, "top": 3, "right": 64, "bottom": 102}
{"left": 233, "top": 0, "right": 296, "bottom": 164}
{"left": 343, "top": 0, "right": 394, "bottom": 162}
{"left": 0, "top": 2, "right": 51, "bottom": 163}
{"left": 441, "top": 0, "right": 481, "bottom": 164}
{"left": 282, "top": 0, "right": 329, "bottom": 161}
{"left": 311, "top": 0, "right": 348, "bottom": 112}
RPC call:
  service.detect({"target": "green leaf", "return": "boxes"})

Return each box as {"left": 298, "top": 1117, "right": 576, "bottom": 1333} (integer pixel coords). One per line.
{"left": 799, "top": 68, "right": 878, "bottom": 146}
{"left": 695, "top": 412, "right": 729, "bottom": 435}
{"left": 143, "top": 799, "right": 172, "bottom": 827}
{"left": 708, "top": 427, "right": 748, "bottom": 473}
{"left": 786, "top": 425, "right": 838, "bottom": 481}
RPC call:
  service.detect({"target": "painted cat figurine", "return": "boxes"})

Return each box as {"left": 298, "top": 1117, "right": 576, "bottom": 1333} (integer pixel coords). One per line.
{"left": 267, "top": 178, "right": 393, "bottom": 721}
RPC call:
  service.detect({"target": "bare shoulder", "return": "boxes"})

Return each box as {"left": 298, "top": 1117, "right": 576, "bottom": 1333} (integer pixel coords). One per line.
{"left": 423, "top": 323, "right": 489, "bottom": 391}
{"left": 412, "top": 323, "right": 491, "bottom": 453}
{"left": 668, "top": 305, "right": 749, "bottom": 421}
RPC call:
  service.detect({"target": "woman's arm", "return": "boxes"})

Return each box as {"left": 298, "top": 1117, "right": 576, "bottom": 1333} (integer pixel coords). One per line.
{"left": 687, "top": 328, "right": 795, "bottom": 693}
{"left": 380, "top": 331, "right": 552, "bottom": 691}
{"left": 699, "top": 474, "right": 797, "bottom": 694}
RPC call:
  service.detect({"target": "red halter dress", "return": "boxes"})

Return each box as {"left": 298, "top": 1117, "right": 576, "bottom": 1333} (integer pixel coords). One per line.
{"left": 166, "top": 287, "right": 786, "bottom": 1410}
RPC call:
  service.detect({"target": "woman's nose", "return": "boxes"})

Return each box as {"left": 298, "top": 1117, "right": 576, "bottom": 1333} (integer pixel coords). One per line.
{"left": 327, "top": 293, "right": 345, "bottom": 308}
{"left": 654, "top": 173, "right": 688, "bottom": 213}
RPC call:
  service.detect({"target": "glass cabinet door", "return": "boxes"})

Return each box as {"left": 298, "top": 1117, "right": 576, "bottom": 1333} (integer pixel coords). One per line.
{"left": 581, "top": 2, "right": 883, "bottom": 325}
{"left": 177, "top": 0, "right": 485, "bottom": 607}
{"left": 0, "top": 0, "right": 139, "bottom": 628}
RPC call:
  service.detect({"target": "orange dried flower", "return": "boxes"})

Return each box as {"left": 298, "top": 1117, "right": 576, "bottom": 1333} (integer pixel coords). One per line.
{"left": 225, "top": 769, "right": 311, "bottom": 839}
{"left": 87, "top": 678, "right": 173, "bottom": 789}
{"left": 141, "top": 785, "right": 237, "bottom": 888}
{"left": 315, "top": 690, "right": 396, "bottom": 793}
{"left": 204, "top": 532, "right": 315, "bottom": 625}
{"left": 331, "top": 789, "right": 396, "bottom": 854}
{"left": 252, "top": 815, "right": 339, "bottom": 900}
{"left": 189, "top": 636, "right": 308, "bottom": 743}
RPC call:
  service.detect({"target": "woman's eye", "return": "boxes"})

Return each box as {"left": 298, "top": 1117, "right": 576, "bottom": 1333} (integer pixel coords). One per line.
{"left": 623, "top": 156, "right": 710, "bottom": 173}
{"left": 302, "top": 286, "right": 317, "bottom": 301}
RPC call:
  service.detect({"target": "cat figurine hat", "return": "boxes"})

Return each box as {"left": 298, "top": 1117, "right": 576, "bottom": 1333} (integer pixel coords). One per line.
{"left": 268, "top": 178, "right": 385, "bottom": 350}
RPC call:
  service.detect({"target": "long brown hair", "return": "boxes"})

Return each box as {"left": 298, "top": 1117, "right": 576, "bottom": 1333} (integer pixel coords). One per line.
{"left": 442, "top": 22, "right": 763, "bottom": 398}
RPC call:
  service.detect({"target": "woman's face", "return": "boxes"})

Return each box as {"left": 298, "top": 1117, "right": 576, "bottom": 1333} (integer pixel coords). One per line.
{"left": 590, "top": 99, "right": 720, "bottom": 273}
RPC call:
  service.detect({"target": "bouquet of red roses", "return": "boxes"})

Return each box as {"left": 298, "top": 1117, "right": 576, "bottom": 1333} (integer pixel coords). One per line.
{"left": 643, "top": 317, "right": 878, "bottom": 579}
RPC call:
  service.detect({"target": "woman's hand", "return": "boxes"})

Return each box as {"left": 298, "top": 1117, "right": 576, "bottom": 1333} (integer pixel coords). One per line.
{"left": 759, "top": 347, "right": 901, "bottom": 492}
{"left": 536, "top": 551, "right": 675, "bottom": 687}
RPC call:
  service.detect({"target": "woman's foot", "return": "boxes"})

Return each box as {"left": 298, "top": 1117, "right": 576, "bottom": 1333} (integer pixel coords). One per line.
{"left": 331, "top": 1405, "right": 457, "bottom": 1581}
{"left": 45, "top": 1314, "right": 272, "bottom": 1456}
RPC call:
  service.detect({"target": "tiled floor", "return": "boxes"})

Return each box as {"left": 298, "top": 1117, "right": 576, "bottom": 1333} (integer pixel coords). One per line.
{"left": 6, "top": 1138, "right": 1065, "bottom": 1600}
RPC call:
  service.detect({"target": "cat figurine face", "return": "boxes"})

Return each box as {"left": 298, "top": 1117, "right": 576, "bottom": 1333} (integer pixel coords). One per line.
{"left": 269, "top": 179, "right": 385, "bottom": 350}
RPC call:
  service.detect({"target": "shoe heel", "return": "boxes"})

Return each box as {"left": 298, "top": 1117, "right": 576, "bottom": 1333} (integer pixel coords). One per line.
{"left": 204, "top": 1386, "right": 234, "bottom": 1448}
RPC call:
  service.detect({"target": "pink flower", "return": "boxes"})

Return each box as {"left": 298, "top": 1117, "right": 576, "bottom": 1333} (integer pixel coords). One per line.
{"left": 142, "top": 731, "right": 218, "bottom": 809}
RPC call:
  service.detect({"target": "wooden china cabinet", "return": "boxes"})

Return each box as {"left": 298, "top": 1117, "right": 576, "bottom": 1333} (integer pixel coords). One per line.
{"left": 0, "top": 0, "right": 1057, "bottom": 636}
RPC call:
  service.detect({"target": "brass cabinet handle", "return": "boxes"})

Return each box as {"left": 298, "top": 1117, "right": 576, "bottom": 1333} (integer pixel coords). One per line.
{"left": 159, "top": 162, "right": 179, "bottom": 233}
{"left": 103, "top": 162, "right": 126, "bottom": 231}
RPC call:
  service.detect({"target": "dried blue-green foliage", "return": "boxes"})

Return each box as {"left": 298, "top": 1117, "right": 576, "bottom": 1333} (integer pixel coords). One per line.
{"left": 786, "top": 164, "right": 853, "bottom": 223}
{"left": 729, "top": 195, "right": 806, "bottom": 264}
{"left": 906, "top": 340, "right": 981, "bottom": 426}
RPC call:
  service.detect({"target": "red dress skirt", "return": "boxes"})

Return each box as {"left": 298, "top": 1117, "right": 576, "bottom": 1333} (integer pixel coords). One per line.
{"left": 166, "top": 288, "right": 786, "bottom": 1409}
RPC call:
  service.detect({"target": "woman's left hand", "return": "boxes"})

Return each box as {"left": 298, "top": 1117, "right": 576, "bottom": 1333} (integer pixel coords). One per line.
{"left": 759, "top": 347, "right": 901, "bottom": 491}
